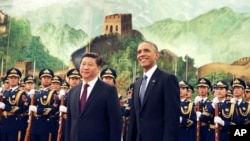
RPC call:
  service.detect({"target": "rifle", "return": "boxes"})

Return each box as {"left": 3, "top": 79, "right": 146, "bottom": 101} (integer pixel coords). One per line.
{"left": 196, "top": 102, "right": 201, "bottom": 141}
{"left": 0, "top": 88, "right": 3, "bottom": 121}
{"left": 214, "top": 102, "right": 220, "bottom": 141}
{"left": 24, "top": 92, "right": 35, "bottom": 141}
{"left": 57, "top": 94, "right": 65, "bottom": 141}
{"left": 122, "top": 117, "right": 128, "bottom": 137}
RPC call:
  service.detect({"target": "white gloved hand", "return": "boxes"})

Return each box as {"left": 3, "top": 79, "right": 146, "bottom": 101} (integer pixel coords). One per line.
{"left": 212, "top": 97, "right": 219, "bottom": 108}
{"left": 0, "top": 102, "right": 5, "bottom": 109}
{"left": 230, "top": 98, "right": 236, "bottom": 104}
{"left": 196, "top": 111, "right": 201, "bottom": 121}
{"left": 0, "top": 87, "right": 3, "bottom": 95}
{"left": 59, "top": 105, "right": 67, "bottom": 113}
{"left": 58, "top": 89, "right": 66, "bottom": 100}
{"left": 28, "top": 89, "right": 35, "bottom": 97}
{"left": 214, "top": 116, "right": 225, "bottom": 126}
{"left": 194, "top": 96, "right": 202, "bottom": 105}
{"left": 180, "top": 116, "right": 182, "bottom": 123}
{"left": 29, "top": 105, "right": 37, "bottom": 113}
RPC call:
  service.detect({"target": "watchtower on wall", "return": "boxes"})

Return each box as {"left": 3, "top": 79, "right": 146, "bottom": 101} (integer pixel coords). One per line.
{"left": 15, "top": 61, "right": 32, "bottom": 78}
{"left": 0, "top": 10, "right": 8, "bottom": 35}
{"left": 103, "top": 13, "right": 132, "bottom": 35}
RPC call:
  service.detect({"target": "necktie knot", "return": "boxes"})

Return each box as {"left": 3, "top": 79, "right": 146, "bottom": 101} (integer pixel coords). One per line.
{"left": 84, "top": 83, "right": 89, "bottom": 89}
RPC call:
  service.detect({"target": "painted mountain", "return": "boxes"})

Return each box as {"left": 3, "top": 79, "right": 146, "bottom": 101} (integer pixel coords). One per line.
{"left": 139, "top": 7, "right": 250, "bottom": 67}
{"left": 7, "top": 5, "right": 250, "bottom": 67}
{"left": 35, "top": 23, "right": 89, "bottom": 65}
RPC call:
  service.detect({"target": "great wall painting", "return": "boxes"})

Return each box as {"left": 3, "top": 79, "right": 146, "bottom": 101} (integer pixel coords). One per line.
{"left": 0, "top": 0, "right": 250, "bottom": 83}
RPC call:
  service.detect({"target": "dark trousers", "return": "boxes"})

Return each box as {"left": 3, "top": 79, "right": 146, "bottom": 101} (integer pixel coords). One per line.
{"left": 1, "top": 131, "right": 18, "bottom": 141}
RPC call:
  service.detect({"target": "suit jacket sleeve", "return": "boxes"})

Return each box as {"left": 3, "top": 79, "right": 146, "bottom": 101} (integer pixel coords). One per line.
{"left": 106, "top": 86, "right": 123, "bottom": 141}
{"left": 163, "top": 74, "right": 180, "bottom": 141}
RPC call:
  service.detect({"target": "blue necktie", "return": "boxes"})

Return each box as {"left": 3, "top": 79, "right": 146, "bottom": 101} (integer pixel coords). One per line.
{"left": 139, "top": 75, "right": 147, "bottom": 104}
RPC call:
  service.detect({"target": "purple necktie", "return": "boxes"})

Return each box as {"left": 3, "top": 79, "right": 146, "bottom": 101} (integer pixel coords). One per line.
{"left": 80, "top": 83, "right": 89, "bottom": 112}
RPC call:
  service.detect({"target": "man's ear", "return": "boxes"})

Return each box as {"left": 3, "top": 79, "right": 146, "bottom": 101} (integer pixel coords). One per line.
{"left": 155, "top": 52, "right": 160, "bottom": 59}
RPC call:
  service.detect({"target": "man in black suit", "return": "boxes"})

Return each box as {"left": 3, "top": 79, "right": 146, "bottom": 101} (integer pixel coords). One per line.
{"left": 65, "top": 52, "right": 122, "bottom": 141}
{"left": 127, "top": 41, "right": 180, "bottom": 141}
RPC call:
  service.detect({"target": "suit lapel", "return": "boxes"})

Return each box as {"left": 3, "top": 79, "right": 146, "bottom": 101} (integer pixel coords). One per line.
{"left": 74, "top": 83, "right": 83, "bottom": 114}
{"left": 134, "top": 79, "right": 142, "bottom": 111}
{"left": 80, "top": 79, "right": 102, "bottom": 115}
{"left": 140, "top": 68, "right": 160, "bottom": 109}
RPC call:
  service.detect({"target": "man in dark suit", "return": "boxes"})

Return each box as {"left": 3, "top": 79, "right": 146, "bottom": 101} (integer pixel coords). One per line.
{"left": 127, "top": 41, "right": 180, "bottom": 141}
{"left": 65, "top": 52, "right": 122, "bottom": 141}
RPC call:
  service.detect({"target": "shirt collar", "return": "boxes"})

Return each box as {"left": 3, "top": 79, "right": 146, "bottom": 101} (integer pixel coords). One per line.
{"left": 82, "top": 77, "right": 98, "bottom": 89}
{"left": 144, "top": 65, "right": 157, "bottom": 80}
{"left": 10, "top": 86, "right": 19, "bottom": 91}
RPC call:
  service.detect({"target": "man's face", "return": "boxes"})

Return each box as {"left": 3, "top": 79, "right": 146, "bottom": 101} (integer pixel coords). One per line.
{"left": 68, "top": 77, "right": 81, "bottom": 87}
{"left": 198, "top": 86, "right": 209, "bottom": 97}
{"left": 137, "top": 42, "right": 159, "bottom": 72}
{"left": 215, "top": 87, "right": 227, "bottom": 99}
{"left": 80, "top": 57, "right": 100, "bottom": 82}
{"left": 41, "top": 76, "right": 52, "bottom": 87}
{"left": 180, "top": 87, "right": 187, "bottom": 98}
{"left": 25, "top": 82, "right": 34, "bottom": 91}
{"left": 102, "top": 76, "right": 115, "bottom": 86}
{"left": 245, "top": 91, "right": 250, "bottom": 101}
{"left": 233, "top": 86, "right": 244, "bottom": 98}
{"left": 51, "top": 82, "right": 61, "bottom": 91}
{"left": 4, "top": 82, "right": 10, "bottom": 89}
{"left": 186, "top": 90, "right": 192, "bottom": 99}
{"left": 8, "top": 76, "right": 19, "bottom": 87}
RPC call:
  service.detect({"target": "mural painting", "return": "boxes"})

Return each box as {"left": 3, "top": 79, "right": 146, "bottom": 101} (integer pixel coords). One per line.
{"left": 0, "top": 0, "right": 250, "bottom": 95}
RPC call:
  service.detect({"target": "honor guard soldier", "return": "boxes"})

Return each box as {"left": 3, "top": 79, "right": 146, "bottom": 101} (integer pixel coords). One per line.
{"left": 0, "top": 76, "right": 9, "bottom": 140}
{"left": 245, "top": 84, "right": 250, "bottom": 103}
{"left": 50, "top": 75, "right": 63, "bottom": 141}
{"left": 19, "top": 75, "right": 35, "bottom": 141}
{"left": 194, "top": 78, "right": 212, "bottom": 141}
{"left": 122, "top": 84, "right": 133, "bottom": 141}
{"left": 28, "top": 68, "right": 60, "bottom": 141}
{"left": 51, "top": 75, "right": 62, "bottom": 92}
{"left": 23, "top": 75, "right": 35, "bottom": 93}
{"left": 0, "top": 68, "right": 29, "bottom": 141}
{"left": 2, "top": 76, "right": 10, "bottom": 92}
{"left": 244, "top": 84, "right": 250, "bottom": 125}
{"left": 230, "top": 78, "right": 249, "bottom": 125}
{"left": 100, "top": 68, "right": 117, "bottom": 86}
{"left": 226, "top": 89, "right": 233, "bottom": 100}
{"left": 19, "top": 79, "right": 25, "bottom": 91}
{"left": 66, "top": 68, "right": 81, "bottom": 89}
{"left": 179, "top": 80, "right": 196, "bottom": 141}
{"left": 61, "top": 81, "right": 70, "bottom": 92}
{"left": 199, "top": 80, "right": 240, "bottom": 141}
{"left": 187, "top": 83, "right": 194, "bottom": 101}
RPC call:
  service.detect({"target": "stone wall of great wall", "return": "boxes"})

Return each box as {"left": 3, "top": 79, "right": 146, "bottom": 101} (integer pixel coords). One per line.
{"left": 198, "top": 57, "right": 250, "bottom": 82}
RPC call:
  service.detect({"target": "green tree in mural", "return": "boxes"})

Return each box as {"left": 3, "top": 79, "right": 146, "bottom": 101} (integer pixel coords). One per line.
{"left": 0, "top": 17, "right": 64, "bottom": 70}
{"left": 20, "top": 36, "right": 64, "bottom": 70}
{"left": 9, "top": 18, "right": 31, "bottom": 49}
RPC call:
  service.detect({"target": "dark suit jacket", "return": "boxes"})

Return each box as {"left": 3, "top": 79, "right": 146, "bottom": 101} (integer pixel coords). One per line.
{"left": 65, "top": 79, "right": 122, "bottom": 141}
{"left": 127, "top": 68, "right": 180, "bottom": 141}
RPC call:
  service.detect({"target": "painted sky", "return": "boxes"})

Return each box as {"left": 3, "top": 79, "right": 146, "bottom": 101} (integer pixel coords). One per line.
{"left": 1, "top": 0, "right": 250, "bottom": 22}
{"left": 1, "top": 0, "right": 250, "bottom": 67}
{"left": 1, "top": 0, "right": 250, "bottom": 36}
